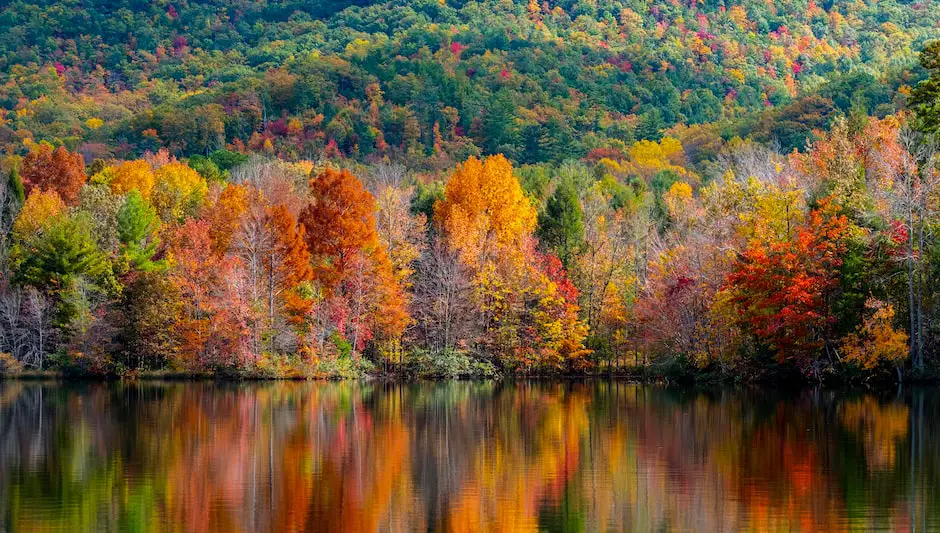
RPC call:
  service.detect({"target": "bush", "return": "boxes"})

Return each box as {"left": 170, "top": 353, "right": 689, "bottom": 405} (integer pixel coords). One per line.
{"left": 313, "top": 356, "right": 375, "bottom": 379}
{"left": 0, "top": 353, "right": 24, "bottom": 375}
{"left": 251, "top": 353, "right": 311, "bottom": 378}
{"left": 404, "top": 348, "right": 497, "bottom": 379}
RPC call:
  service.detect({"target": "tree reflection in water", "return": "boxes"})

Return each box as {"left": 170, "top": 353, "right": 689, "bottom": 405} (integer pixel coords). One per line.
{"left": 0, "top": 381, "right": 936, "bottom": 532}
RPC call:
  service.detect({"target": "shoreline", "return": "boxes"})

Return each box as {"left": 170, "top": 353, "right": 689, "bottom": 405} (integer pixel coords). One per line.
{"left": 3, "top": 369, "right": 938, "bottom": 390}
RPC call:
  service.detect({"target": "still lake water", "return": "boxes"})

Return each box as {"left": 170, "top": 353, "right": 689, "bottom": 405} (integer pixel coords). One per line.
{"left": 0, "top": 381, "right": 936, "bottom": 532}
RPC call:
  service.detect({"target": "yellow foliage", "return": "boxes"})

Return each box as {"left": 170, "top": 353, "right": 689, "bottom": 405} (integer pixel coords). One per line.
{"left": 728, "top": 5, "right": 748, "bottom": 29}
{"left": 595, "top": 157, "right": 622, "bottom": 174}
{"left": 0, "top": 352, "right": 23, "bottom": 375}
{"left": 13, "top": 189, "right": 65, "bottom": 237}
{"left": 841, "top": 299, "right": 909, "bottom": 371}
{"left": 623, "top": 137, "right": 689, "bottom": 179}
{"left": 704, "top": 174, "right": 804, "bottom": 244}
{"left": 434, "top": 154, "right": 536, "bottom": 268}
{"left": 345, "top": 38, "right": 372, "bottom": 60}
{"left": 664, "top": 180, "right": 692, "bottom": 207}
{"left": 85, "top": 117, "right": 104, "bottom": 130}
{"left": 152, "top": 162, "right": 208, "bottom": 220}
{"left": 94, "top": 160, "right": 155, "bottom": 199}
{"left": 436, "top": 155, "right": 589, "bottom": 369}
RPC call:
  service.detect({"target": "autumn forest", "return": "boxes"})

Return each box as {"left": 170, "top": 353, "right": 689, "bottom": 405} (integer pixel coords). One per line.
{"left": 1, "top": 0, "right": 940, "bottom": 383}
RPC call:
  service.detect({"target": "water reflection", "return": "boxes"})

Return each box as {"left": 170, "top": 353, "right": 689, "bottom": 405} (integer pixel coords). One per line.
{"left": 0, "top": 381, "right": 936, "bottom": 532}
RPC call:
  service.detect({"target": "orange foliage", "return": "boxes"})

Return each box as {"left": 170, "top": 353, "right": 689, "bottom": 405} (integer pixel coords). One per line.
{"left": 20, "top": 144, "right": 86, "bottom": 205}
{"left": 264, "top": 204, "right": 314, "bottom": 322}
{"left": 301, "top": 168, "right": 382, "bottom": 290}
{"left": 168, "top": 219, "right": 249, "bottom": 369}
{"left": 299, "top": 168, "right": 408, "bottom": 347}
{"left": 202, "top": 183, "right": 250, "bottom": 256}
{"left": 434, "top": 154, "right": 537, "bottom": 268}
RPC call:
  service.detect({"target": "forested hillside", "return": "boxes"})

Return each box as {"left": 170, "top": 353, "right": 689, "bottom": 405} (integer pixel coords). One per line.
{"left": 0, "top": 1, "right": 939, "bottom": 382}
{"left": 0, "top": 0, "right": 934, "bottom": 163}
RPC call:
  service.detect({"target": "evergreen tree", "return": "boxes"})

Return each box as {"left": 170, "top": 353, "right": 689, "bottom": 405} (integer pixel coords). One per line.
{"left": 537, "top": 179, "right": 584, "bottom": 267}
{"left": 911, "top": 41, "right": 940, "bottom": 134}
{"left": 117, "top": 190, "right": 165, "bottom": 273}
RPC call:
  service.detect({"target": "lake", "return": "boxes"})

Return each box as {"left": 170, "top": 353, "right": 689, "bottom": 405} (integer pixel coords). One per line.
{"left": 0, "top": 381, "right": 936, "bottom": 532}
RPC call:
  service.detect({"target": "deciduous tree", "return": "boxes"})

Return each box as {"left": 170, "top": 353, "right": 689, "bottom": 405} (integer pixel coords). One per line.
{"left": 20, "top": 144, "right": 86, "bottom": 205}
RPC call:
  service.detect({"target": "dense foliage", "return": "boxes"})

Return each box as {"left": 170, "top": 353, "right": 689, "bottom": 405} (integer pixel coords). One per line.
{"left": 0, "top": 0, "right": 933, "bottom": 164}
{"left": 0, "top": 1, "right": 939, "bottom": 382}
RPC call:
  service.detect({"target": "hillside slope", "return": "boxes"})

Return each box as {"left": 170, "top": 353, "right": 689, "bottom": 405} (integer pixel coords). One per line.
{"left": 0, "top": 0, "right": 936, "bottom": 163}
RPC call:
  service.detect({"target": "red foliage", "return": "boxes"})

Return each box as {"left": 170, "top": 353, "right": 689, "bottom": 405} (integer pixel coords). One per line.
{"left": 535, "top": 251, "right": 580, "bottom": 305}
{"left": 585, "top": 146, "right": 627, "bottom": 163}
{"left": 21, "top": 144, "right": 87, "bottom": 205}
{"left": 886, "top": 220, "right": 908, "bottom": 254}
{"left": 725, "top": 199, "right": 849, "bottom": 372}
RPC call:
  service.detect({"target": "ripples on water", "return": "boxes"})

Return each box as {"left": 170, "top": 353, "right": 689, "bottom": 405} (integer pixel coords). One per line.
{"left": 0, "top": 381, "right": 936, "bottom": 532}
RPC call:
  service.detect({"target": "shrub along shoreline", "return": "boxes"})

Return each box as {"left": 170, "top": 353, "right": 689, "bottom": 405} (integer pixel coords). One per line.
{"left": 3, "top": 354, "right": 936, "bottom": 386}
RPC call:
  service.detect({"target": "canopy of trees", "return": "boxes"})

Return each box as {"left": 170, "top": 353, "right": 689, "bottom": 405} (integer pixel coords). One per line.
{"left": 1, "top": 3, "right": 940, "bottom": 382}
{"left": 0, "top": 0, "right": 930, "bottom": 167}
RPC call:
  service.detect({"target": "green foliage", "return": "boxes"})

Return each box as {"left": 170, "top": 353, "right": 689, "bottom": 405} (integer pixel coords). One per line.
{"left": 186, "top": 156, "right": 226, "bottom": 182}
{"left": 410, "top": 180, "right": 444, "bottom": 222}
{"left": 313, "top": 354, "right": 376, "bottom": 379}
{"left": 13, "top": 211, "right": 118, "bottom": 328}
{"left": 15, "top": 212, "right": 114, "bottom": 293}
{"left": 754, "top": 96, "right": 837, "bottom": 153}
{"left": 537, "top": 179, "right": 584, "bottom": 267}
{"left": 596, "top": 174, "right": 637, "bottom": 211}
{"left": 912, "top": 41, "right": 940, "bottom": 134}
{"left": 116, "top": 191, "right": 165, "bottom": 273}
{"left": 0, "top": 0, "right": 927, "bottom": 164}
{"left": 517, "top": 165, "right": 552, "bottom": 205}
{"left": 209, "top": 149, "right": 249, "bottom": 171}
{"left": 7, "top": 168, "right": 24, "bottom": 204}
{"left": 330, "top": 330, "right": 353, "bottom": 360}
{"left": 403, "top": 348, "right": 497, "bottom": 379}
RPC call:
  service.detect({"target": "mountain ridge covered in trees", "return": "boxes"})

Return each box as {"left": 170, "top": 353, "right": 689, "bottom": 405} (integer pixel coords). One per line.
{"left": 0, "top": 0, "right": 935, "bottom": 163}
{"left": 1, "top": 0, "right": 940, "bottom": 382}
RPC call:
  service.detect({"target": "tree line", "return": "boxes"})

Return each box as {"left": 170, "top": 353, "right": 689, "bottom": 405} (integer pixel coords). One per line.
{"left": 2, "top": 53, "right": 940, "bottom": 380}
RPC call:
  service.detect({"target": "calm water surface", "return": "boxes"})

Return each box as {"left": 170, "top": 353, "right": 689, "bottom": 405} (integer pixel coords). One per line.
{"left": 0, "top": 381, "right": 936, "bottom": 532}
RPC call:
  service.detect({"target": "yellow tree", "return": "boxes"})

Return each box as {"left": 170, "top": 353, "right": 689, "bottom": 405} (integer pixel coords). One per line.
{"left": 12, "top": 189, "right": 65, "bottom": 238}
{"left": 93, "top": 160, "right": 155, "bottom": 199}
{"left": 435, "top": 155, "right": 589, "bottom": 371}
{"left": 152, "top": 162, "right": 208, "bottom": 221}
{"left": 841, "top": 298, "right": 909, "bottom": 380}
{"left": 434, "top": 154, "right": 537, "bottom": 268}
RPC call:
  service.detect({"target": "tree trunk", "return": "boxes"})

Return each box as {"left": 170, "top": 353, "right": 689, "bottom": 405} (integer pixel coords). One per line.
{"left": 908, "top": 207, "right": 918, "bottom": 369}
{"left": 917, "top": 219, "right": 925, "bottom": 369}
